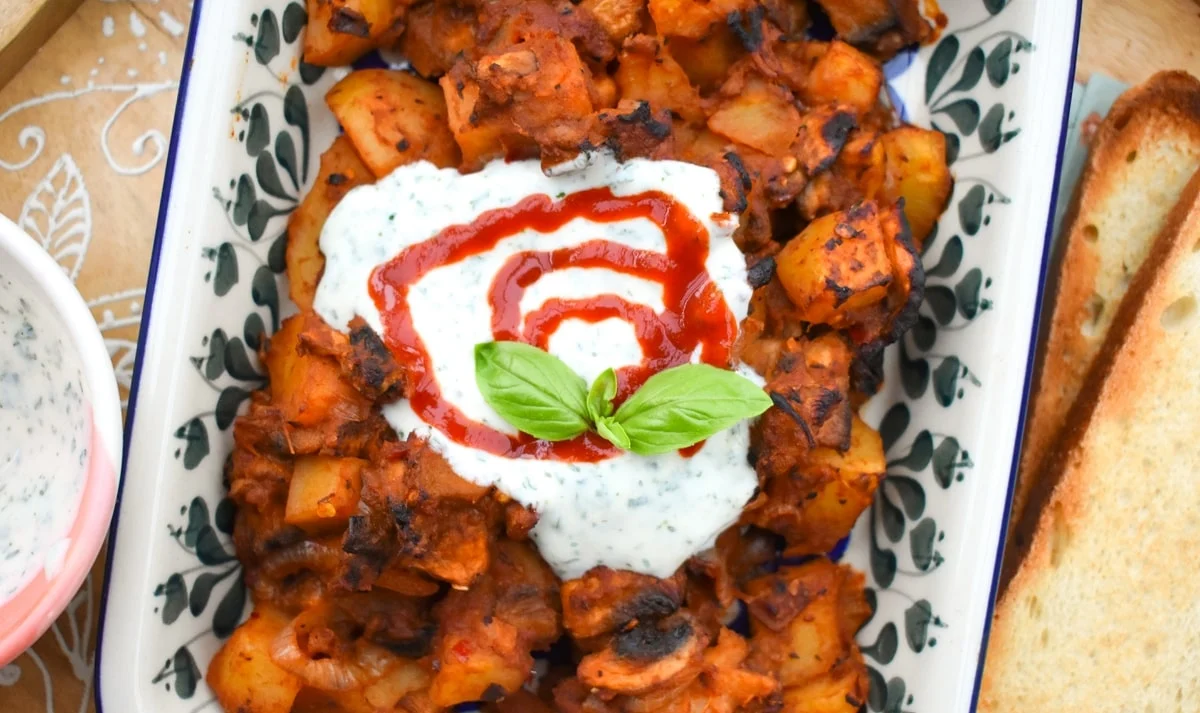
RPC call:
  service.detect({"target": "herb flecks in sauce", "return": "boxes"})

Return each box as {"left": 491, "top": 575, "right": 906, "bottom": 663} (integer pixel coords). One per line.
{"left": 0, "top": 276, "right": 89, "bottom": 603}
{"left": 314, "top": 152, "right": 756, "bottom": 580}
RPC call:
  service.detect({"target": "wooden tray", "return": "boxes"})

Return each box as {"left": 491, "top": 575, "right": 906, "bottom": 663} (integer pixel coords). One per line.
{"left": 0, "top": 0, "right": 85, "bottom": 89}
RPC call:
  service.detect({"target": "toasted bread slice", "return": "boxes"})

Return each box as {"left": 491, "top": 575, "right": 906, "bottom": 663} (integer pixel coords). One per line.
{"left": 1008, "top": 72, "right": 1200, "bottom": 555}
{"left": 980, "top": 169, "right": 1200, "bottom": 712}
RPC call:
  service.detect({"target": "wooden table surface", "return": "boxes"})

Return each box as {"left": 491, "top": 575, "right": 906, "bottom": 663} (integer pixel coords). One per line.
{"left": 0, "top": 0, "right": 1197, "bottom": 710}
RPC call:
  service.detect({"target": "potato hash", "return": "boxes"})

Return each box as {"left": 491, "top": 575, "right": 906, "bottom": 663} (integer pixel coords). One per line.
{"left": 208, "top": 0, "right": 953, "bottom": 711}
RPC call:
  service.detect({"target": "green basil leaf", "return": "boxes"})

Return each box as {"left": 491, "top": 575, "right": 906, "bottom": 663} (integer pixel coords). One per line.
{"left": 613, "top": 364, "right": 772, "bottom": 455}
{"left": 587, "top": 368, "right": 617, "bottom": 424}
{"left": 596, "top": 416, "right": 631, "bottom": 450}
{"left": 474, "top": 341, "right": 589, "bottom": 441}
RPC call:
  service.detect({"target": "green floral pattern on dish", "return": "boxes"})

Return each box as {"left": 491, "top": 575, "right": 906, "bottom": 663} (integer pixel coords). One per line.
{"left": 851, "top": 0, "right": 1029, "bottom": 710}
{"left": 152, "top": 4, "right": 317, "bottom": 703}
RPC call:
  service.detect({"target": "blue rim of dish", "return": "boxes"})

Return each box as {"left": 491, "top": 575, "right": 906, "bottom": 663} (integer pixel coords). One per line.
{"left": 92, "top": 0, "right": 207, "bottom": 709}
{"left": 966, "top": 1, "right": 1084, "bottom": 710}
{"left": 90, "top": 2, "right": 1086, "bottom": 709}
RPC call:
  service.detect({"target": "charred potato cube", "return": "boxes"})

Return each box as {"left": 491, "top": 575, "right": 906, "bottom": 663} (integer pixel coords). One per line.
{"left": 793, "top": 105, "right": 857, "bottom": 176}
{"left": 265, "top": 314, "right": 371, "bottom": 428}
{"left": 406, "top": 505, "right": 491, "bottom": 586}
{"left": 440, "top": 36, "right": 593, "bottom": 170}
{"left": 759, "top": 414, "right": 885, "bottom": 555}
{"left": 326, "top": 69, "right": 461, "bottom": 178}
{"left": 439, "top": 71, "right": 539, "bottom": 170}
{"left": 304, "top": 0, "right": 406, "bottom": 67}
{"left": 755, "top": 333, "right": 854, "bottom": 450}
{"left": 287, "top": 136, "right": 373, "bottom": 311}
{"left": 775, "top": 202, "right": 895, "bottom": 327}
{"left": 746, "top": 559, "right": 870, "bottom": 689}
{"left": 810, "top": 0, "right": 930, "bottom": 48}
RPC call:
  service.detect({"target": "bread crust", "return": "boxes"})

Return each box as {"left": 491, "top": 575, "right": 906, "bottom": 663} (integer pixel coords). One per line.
{"left": 1005, "top": 71, "right": 1200, "bottom": 570}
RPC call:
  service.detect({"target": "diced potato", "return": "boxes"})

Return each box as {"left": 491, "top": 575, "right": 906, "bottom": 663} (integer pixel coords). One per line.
{"left": 668, "top": 27, "right": 746, "bottom": 93}
{"left": 581, "top": 0, "right": 646, "bottom": 41}
{"left": 708, "top": 79, "right": 802, "bottom": 156}
{"left": 440, "top": 35, "right": 593, "bottom": 170}
{"left": 429, "top": 620, "right": 531, "bottom": 706}
{"left": 810, "top": 0, "right": 930, "bottom": 48}
{"left": 810, "top": 0, "right": 894, "bottom": 42}
{"left": 808, "top": 414, "right": 884, "bottom": 481}
{"left": 614, "top": 36, "right": 704, "bottom": 123}
{"left": 265, "top": 314, "right": 367, "bottom": 427}
{"left": 780, "top": 414, "right": 884, "bottom": 555}
{"left": 878, "top": 126, "right": 953, "bottom": 248}
{"left": 777, "top": 592, "right": 854, "bottom": 681}
{"left": 400, "top": 2, "right": 478, "bottom": 78}
{"left": 438, "top": 76, "right": 538, "bottom": 169}
{"left": 285, "top": 455, "right": 366, "bottom": 531}
{"left": 780, "top": 665, "right": 868, "bottom": 713}
{"left": 648, "top": 0, "right": 754, "bottom": 39}
{"left": 774, "top": 202, "right": 895, "bottom": 327}
{"left": 746, "top": 560, "right": 861, "bottom": 688}
{"left": 410, "top": 506, "right": 490, "bottom": 586}
{"left": 802, "top": 41, "right": 883, "bottom": 117}
{"left": 304, "top": 0, "right": 406, "bottom": 67}
{"left": 207, "top": 608, "right": 302, "bottom": 713}
{"left": 287, "top": 136, "right": 373, "bottom": 311}
{"left": 326, "top": 69, "right": 461, "bottom": 178}
{"left": 792, "top": 105, "right": 857, "bottom": 176}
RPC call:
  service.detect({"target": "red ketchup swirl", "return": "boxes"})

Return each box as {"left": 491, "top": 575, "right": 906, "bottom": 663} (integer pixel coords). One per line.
{"left": 369, "top": 187, "right": 739, "bottom": 462}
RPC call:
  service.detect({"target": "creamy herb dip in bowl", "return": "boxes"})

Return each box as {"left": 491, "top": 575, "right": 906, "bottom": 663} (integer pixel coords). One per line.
{"left": 0, "top": 213, "right": 121, "bottom": 666}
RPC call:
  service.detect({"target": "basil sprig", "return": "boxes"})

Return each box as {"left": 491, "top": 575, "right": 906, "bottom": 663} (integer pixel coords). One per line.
{"left": 473, "top": 342, "right": 772, "bottom": 455}
{"left": 474, "top": 341, "right": 590, "bottom": 441}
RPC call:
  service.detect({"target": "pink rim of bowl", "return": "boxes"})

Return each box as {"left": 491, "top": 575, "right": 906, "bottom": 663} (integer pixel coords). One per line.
{"left": 0, "top": 213, "right": 122, "bottom": 667}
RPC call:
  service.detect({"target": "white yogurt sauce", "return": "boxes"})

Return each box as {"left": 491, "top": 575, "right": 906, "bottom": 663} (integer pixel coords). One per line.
{"left": 0, "top": 274, "right": 89, "bottom": 604}
{"left": 315, "top": 152, "right": 758, "bottom": 580}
